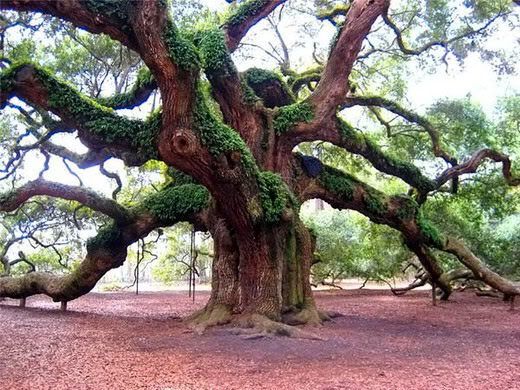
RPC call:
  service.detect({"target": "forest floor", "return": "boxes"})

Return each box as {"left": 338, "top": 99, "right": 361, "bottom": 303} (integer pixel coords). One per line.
{"left": 0, "top": 289, "right": 518, "bottom": 390}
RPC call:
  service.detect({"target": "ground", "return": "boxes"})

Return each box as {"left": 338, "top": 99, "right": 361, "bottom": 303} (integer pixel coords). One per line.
{"left": 0, "top": 289, "right": 518, "bottom": 390}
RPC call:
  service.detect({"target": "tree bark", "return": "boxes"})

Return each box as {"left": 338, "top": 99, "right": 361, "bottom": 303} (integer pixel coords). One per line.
{"left": 189, "top": 211, "right": 319, "bottom": 329}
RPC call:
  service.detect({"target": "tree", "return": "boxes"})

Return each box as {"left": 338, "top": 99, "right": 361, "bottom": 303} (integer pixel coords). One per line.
{"left": 0, "top": 0, "right": 519, "bottom": 335}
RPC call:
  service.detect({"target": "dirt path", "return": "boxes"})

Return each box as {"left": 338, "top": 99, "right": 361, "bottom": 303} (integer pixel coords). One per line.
{"left": 0, "top": 290, "right": 518, "bottom": 390}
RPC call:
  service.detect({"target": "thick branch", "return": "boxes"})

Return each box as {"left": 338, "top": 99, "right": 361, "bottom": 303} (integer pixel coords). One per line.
{"left": 444, "top": 237, "right": 520, "bottom": 297}
{"left": 0, "top": 179, "right": 133, "bottom": 224}
{"left": 292, "top": 153, "right": 519, "bottom": 298}
{"left": 310, "top": 0, "right": 389, "bottom": 116}
{"left": 2, "top": 63, "right": 158, "bottom": 165}
{"left": 0, "top": 184, "right": 210, "bottom": 301}
{"left": 0, "top": 0, "right": 138, "bottom": 50}
{"left": 224, "top": 0, "right": 288, "bottom": 52}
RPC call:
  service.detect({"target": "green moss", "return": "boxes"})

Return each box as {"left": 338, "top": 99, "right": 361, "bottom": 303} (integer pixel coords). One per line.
{"left": 258, "top": 171, "right": 292, "bottom": 224}
{"left": 0, "top": 190, "right": 15, "bottom": 207}
{"left": 244, "top": 67, "right": 281, "bottom": 85}
{"left": 284, "top": 226, "right": 302, "bottom": 306}
{"left": 193, "top": 87, "right": 256, "bottom": 173}
{"left": 86, "top": 222, "right": 122, "bottom": 252}
{"left": 25, "top": 65, "right": 160, "bottom": 159}
{"left": 242, "top": 68, "right": 294, "bottom": 107}
{"left": 164, "top": 21, "right": 200, "bottom": 71}
{"left": 0, "top": 70, "right": 14, "bottom": 92}
{"left": 241, "top": 77, "right": 261, "bottom": 105}
{"left": 0, "top": 62, "right": 27, "bottom": 94}
{"left": 194, "top": 28, "right": 234, "bottom": 75}
{"left": 288, "top": 67, "right": 322, "bottom": 94}
{"left": 226, "top": 0, "right": 269, "bottom": 26}
{"left": 318, "top": 166, "right": 356, "bottom": 202}
{"left": 166, "top": 167, "right": 197, "bottom": 186}
{"left": 363, "top": 191, "right": 386, "bottom": 217}
{"left": 416, "top": 210, "right": 444, "bottom": 248}
{"left": 337, "top": 119, "right": 366, "bottom": 144}
{"left": 84, "top": 0, "right": 133, "bottom": 31}
{"left": 142, "top": 184, "right": 210, "bottom": 224}
{"left": 395, "top": 195, "right": 419, "bottom": 220}
{"left": 317, "top": 4, "right": 350, "bottom": 20}
{"left": 338, "top": 118, "right": 435, "bottom": 193}
{"left": 273, "top": 102, "right": 314, "bottom": 134}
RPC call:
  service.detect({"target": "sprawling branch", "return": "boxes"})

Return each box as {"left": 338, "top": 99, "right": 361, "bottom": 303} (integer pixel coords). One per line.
{"left": 292, "top": 153, "right": 520, "bottom": 298}
{"left": 0, "top": 184, "right": 210, "bottom": 301}
{"left": 0, "top": 179, "right": 133, "bottom": 224}
{"left": 310, "top": 0, "right": 389, "bottom": 116}
{"left": 444, "top": 237, "right": 520, "bottom": 298}
{"left": 224, "top": 0, "right": 288, "bottom": 52}
{"left": 436, "top": 148, "right": 519, "bottom": 188}
{"left": 0, "top": 0, "right": 139, "bottom": 50}
{"left": 343, "top": 95, "right": 457, "bottom": 165}
{"left": 1, "top": 63, "right": 158, "bottom": 165}
{"left": 39, "top": 142, "right": 111, "bottom": 169}
{"left": 96, "top": 68, "right": 157, "bottom": 110}
{"left": 296, "top": 117, "right": 437, "bottom": 193}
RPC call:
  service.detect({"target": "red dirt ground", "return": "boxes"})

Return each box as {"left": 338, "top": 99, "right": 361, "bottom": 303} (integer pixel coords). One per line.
{"left": 0, "top": 289, "right": 519, "bottom": 390}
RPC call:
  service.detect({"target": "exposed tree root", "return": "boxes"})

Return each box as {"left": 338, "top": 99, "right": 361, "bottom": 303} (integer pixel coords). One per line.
{"left": 282, "top": 304, "right": 322, "bottom": 326}
{"left": 230, "top": 314, "right": 325, "bottom": 340}
{"left": 185, "top": 303, "right": 233, "bottom": 335}
{"left": 475, "top": 290, "right": 501, "bottom": 298}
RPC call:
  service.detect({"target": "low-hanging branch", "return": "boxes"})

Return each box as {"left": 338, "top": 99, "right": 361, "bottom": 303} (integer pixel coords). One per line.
{"left": 0, "top": 179, "right": 133, "bottom": 224}
{"left": 292, "top": 153, "right": 520, "bottom": 299}
{"left": 0, "top": 183, "right": 211, "bottom": 301}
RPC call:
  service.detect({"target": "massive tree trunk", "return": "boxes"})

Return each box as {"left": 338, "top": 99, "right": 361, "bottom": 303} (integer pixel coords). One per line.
{"left": 189, "top": 208, "right": 320, "bottom": 331}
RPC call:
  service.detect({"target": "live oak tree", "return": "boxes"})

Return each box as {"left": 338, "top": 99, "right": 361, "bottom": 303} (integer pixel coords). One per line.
{"left": 0, "top": 0, "right": 519, "bottom": 335}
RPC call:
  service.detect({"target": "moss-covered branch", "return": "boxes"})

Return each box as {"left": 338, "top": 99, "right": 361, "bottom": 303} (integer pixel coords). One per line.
{"left": 1, "top": 0, "right": 138, "bottom": 50}
{"left": 336, "top": 119, "right": 436, "bottom": 194}
{"left": 97, "top": 67, "right": 157, "bottom": 109}
{"left": 242, "top": 67, "right": 294, "bottom": 108}
{"left": 141, "top": 183, "right": 210, "bottom": 225}
{"left": 1, "top": 63, "right": 161, "bottom": 162}
{"left": 0, "top": 179, "right": 134, "bottom": 224}
{"left": 293, "top": 153, "right": 519, "bottom": 298}
{"left": 0, "top": 181, "right": 212, "bottom": 301}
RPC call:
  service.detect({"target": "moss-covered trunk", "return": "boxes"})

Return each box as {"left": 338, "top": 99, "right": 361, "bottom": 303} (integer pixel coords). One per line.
{"left": 191, "top": 212, "right": 319, "bottom": 328}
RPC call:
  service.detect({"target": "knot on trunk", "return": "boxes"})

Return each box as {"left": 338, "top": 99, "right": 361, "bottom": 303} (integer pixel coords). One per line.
{"left": 170, "top": 131, "right": 198, "bottom": 156}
